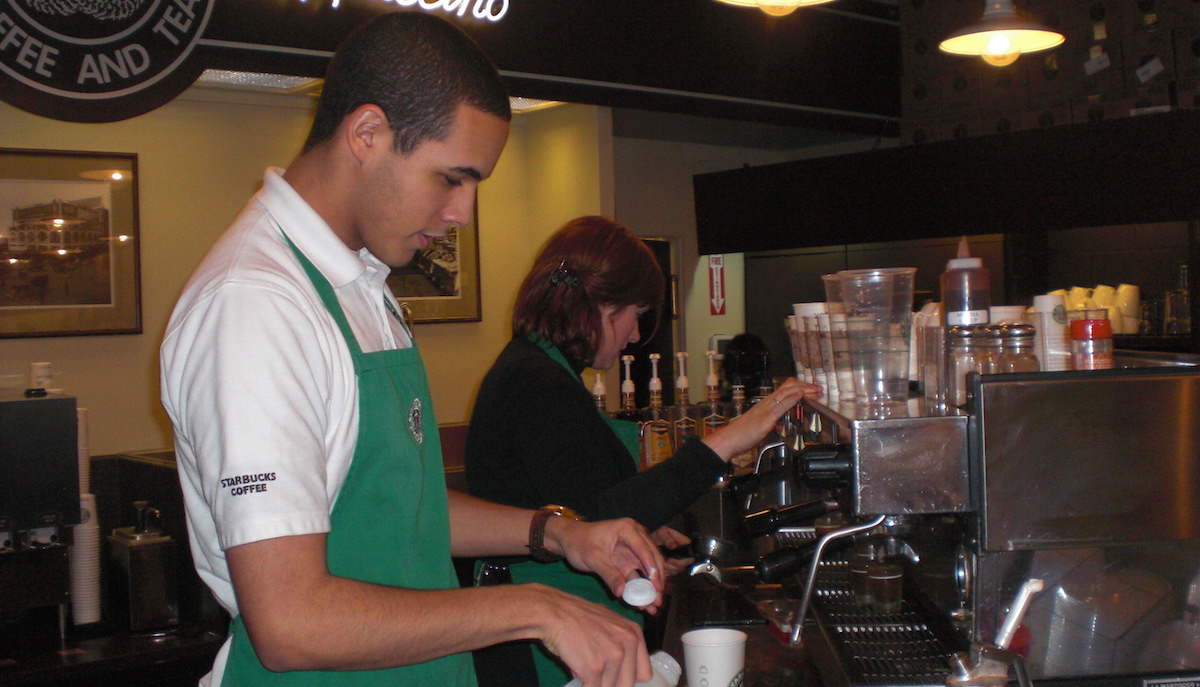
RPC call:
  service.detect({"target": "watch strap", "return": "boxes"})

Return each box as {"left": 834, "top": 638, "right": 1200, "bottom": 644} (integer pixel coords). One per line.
{"left": 528, "top": 508, "right": 562, "bottom": 562}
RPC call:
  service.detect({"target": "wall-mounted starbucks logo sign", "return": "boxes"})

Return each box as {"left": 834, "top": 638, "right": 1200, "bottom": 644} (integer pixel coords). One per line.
{"left": 0, "top": 0, "right": 214, "bottom": 122}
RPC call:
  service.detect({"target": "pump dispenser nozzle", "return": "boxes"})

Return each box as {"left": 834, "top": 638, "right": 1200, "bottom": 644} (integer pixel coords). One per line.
{"left": 648, "top": 353, "right": 662, "bottom": 392}
{"left": 675, "top": 351, "right": 689, "bottom": 396}
{"left": 705, "top": 350, "right": 719, "bottom": 390}
{"left": 621, "top": 355, "right": 635, "bottom": 395}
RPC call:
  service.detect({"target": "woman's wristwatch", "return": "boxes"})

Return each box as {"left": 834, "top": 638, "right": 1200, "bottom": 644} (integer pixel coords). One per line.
{"left": 528, "top": 505, "right": 583, "bottom": 562}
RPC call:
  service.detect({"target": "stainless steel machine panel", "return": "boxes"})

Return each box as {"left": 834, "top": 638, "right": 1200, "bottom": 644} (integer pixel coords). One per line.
{"left": 975, "top": 367, "right": 1200, "bottom": 551}
{"left": 805, "top": 399, "right": 970, "bottom": 516}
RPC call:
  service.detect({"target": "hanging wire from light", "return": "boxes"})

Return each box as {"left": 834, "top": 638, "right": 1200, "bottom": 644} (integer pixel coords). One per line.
{"left": 712, "top": 0, "right": 837, "bottom": 18}
{"left": 939, "top": 0, "right": 1064, "bottom": 67}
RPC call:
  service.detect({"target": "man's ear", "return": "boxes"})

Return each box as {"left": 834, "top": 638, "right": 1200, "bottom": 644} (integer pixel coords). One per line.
{"left": 343, "top": 104, "right": 389, "bottom": 164}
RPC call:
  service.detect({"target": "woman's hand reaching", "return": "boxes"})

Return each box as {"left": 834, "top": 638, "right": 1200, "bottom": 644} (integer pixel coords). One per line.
{"left": 700, "top": 378, "right": 820, "bottom": 464}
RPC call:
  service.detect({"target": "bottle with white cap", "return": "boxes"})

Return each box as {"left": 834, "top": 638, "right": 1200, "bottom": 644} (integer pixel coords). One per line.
{"left": 639, "top": 354, "right": 673, "bottom": 470}
{"left": 591, "top": 370, "right": 609, "bottom": 416}
{"left": 699, "top": 351, "right": 727, "bottom": 437}
{"left": 615, "top": 355, "right": 641, "bottom": 423}
{"left": 562, "top": 651, "right": 681, "bottom": 687}
{"left": 941, "top": 237, "right": 991, "bottom": 327}
{"left": 667, "top": 352, "right": 700, "bottom": 448}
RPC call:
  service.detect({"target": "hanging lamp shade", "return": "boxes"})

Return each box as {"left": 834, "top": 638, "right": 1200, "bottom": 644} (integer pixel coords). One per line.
{"left": 712, "top": 0, "right": 837, "bottom": 17}
{"left": 939, "top": 0, "right": 1064, "bottom": 66}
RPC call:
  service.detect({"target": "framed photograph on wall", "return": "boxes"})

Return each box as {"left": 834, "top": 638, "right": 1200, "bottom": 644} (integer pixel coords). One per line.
{"left": 386, "top": 205, "right": 481, "bottom": 324}
{"left": 0, "top": 148, "right": 141, "bottom": 338}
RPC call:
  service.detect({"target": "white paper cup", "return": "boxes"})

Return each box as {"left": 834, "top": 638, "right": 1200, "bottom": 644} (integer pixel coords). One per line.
{"left": 681, "top": 627, "right": 747, "bottom": 687}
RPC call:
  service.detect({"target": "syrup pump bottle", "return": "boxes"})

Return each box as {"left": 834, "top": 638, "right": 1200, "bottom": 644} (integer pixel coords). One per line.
{"left": 700, "top": 350, "right": 727, "bottom": 437}
{"left": 667, "top": 351, "right": 700, "bottom": 448}
{"left": 941, "top": 236, "right": 991, "bottom": 327}
{"left": 615, "top": 355, "right": 642, "bottom": 423}
{"left": 639, "top": 353, "right": 674, "bottom": 470}
{"left": 591, "top": 370, "right": 609, "bottom": 416}
{"left": 727, "top": 384, "right": 754, "bottom": 469}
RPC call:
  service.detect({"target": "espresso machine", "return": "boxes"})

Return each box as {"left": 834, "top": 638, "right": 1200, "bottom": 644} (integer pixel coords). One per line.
{"left": 0, "top": 392, "right": 80, "bottom": 629}
{"left": 739, "top": 356, "right": 1200, "bottom": 687}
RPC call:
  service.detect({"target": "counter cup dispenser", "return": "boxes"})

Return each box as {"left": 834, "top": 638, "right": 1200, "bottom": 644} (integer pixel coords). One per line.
{"left": 108, "top": 500, "right": 179, "bottom": 633}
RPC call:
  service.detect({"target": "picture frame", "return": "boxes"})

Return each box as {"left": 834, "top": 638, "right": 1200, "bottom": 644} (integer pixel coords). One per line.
{"left": 0, "top": 149, "right": 141, "bottom": 338}
{"left": 386, "top": 204, "right": 481, "bottom": 324}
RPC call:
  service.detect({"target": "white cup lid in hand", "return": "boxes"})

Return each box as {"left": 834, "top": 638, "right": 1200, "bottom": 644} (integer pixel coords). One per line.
{"left": 622, "top": 578, "right": 656, "bottom": 607}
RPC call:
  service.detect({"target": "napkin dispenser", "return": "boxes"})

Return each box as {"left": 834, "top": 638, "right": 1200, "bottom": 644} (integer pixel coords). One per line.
{"left": 107, "top": 501, "right": 179, "bottom": 632}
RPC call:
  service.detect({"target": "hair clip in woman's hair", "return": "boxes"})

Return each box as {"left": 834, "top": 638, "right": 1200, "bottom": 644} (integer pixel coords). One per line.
{"left": 550, "top": 259, "right": 580, "bottom": 289}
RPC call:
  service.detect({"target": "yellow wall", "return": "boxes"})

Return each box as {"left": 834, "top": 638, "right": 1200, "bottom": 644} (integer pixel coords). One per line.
{"left": 0, "top": 88, "right": 315, "bottom": 455}
{"left": 0, "top": 86, "right": 875, "bottom": 454}
{"left": 0, "top": 91, "right": 608, "bottom": 455}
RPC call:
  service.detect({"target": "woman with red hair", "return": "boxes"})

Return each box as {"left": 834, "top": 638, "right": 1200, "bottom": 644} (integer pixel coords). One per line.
{"left": 465, "top": 216, "right": 817, "bottom": 686}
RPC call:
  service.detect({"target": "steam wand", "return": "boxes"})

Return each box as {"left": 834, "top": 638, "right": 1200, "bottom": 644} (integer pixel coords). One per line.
{"left": 946, "top": 578, "right": 1044, "bottom": 687}
{"left": 788, "top": 514, "right": 887, "bottom": 647}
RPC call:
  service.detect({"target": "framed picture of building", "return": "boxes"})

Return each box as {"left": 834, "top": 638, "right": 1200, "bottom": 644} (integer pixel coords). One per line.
{"left": 386, "top": 204, "right": 481, "bottom": 324}
{"left": 0, "top": 149, "right": 140, "bottom": 338}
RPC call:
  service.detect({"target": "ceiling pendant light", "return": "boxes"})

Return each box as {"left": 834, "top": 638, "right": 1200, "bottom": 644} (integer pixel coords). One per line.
{"left": 712, "top": 0, "right": 837, "bottom": 18}
{"left": 939, "top": 0, "right": 1064, "bottom": 67}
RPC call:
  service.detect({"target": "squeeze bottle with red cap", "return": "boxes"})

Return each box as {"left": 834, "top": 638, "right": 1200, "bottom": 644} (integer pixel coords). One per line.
{"left": 941, "top": 236, "right": 991, "bottom": 327}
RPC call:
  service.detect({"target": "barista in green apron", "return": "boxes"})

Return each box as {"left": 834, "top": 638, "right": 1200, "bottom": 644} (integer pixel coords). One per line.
{"left": 502, "top": 334, "right": 644, "bottom": 687}
{"left": 220, "top": 236, "right": 473, "bottom": 686}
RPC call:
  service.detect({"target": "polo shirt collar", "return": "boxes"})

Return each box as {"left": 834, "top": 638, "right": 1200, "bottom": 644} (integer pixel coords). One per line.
{"left": 258, "top": 167, "right": 376, "bottom": 290}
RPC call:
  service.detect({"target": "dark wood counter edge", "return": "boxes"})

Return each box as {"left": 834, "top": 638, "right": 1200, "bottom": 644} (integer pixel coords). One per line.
{"left": 662, "top": 575, "right": 821, "bottom": 687}
{"left": 0, "top": 623, "right": 224, "bottom": 687}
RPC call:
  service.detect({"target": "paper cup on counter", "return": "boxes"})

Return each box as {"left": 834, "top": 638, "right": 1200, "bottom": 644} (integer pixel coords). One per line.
{"left": 681, "top": 627, "right": 747, "bottom": 687}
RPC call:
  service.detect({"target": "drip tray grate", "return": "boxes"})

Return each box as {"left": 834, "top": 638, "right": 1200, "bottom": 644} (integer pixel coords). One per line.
{"left": 811, "top": 559, "right": 958, "bottom": 686}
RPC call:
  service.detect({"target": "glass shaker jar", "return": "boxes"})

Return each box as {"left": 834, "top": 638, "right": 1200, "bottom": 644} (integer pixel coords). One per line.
{"left": 946, "top": 325, "right": 981, "bottom": 407}
{"left": 979, "top": 324, "right": 1005, "bottom": 374}
{"left": 999, "top": 323, "right": 1041, "bottom": 373}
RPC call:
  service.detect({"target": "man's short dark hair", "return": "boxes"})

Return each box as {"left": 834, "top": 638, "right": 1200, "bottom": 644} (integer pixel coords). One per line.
{"left": 304, "top": 11, "right": 511, "bottom": 154}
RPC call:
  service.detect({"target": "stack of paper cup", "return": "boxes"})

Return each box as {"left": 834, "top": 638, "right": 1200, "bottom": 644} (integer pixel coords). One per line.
{"left": 29, "top": 362, "right": 53, "bottom": 390}
{"left": 1032, "top": 294, "right": 1071, "bottom": 371}
{"left": 71, "top": 493, "right": 102, "bottom": 625}
{"left": 785, "top": 316, "right": 805, "bottom": 379}
{"left": 792, "top": 303, "right": 827, "bottom": 389}
{"left": 77, "top": 408, "right": 91, "bottom": 494}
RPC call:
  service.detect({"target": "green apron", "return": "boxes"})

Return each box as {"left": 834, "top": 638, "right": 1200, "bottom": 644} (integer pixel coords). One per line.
{"left": 220, "top": 237, "right": 472, "bottom": 686}
{"left": 507, "top": 335, "right": 642, "bottom": 686}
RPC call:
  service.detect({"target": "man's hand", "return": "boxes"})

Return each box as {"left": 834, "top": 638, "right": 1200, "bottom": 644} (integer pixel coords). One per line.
{"left": 543, "top": 516, "right": 667, "bottom": 614}
{"left": 524, "top": 583, "right": 651, "bottom": 687}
